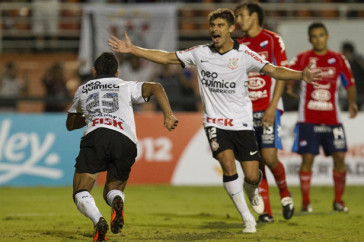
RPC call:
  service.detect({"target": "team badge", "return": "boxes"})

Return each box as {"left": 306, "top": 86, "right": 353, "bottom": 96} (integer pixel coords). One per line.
{"left": 228, "top": 58, "right": 239, "bottom": 70}
{"left": 328, "top": 58, "right": 336, "bottom": 64}
{"left": 210, "top": 138, "right": 220, "bottom": 151}
{"left": 260, "top": 40, "right": 268, "bottom": 48}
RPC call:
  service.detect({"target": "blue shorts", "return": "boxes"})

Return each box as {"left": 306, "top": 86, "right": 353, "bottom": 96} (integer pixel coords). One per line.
{"left": 292, "top": 123, "right": 347, "bottom": 156}
{"left": 253, "top": 110, "right": 283, "bottom": 150}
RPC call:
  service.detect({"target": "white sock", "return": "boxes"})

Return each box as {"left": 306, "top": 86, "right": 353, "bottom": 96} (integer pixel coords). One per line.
{"left": 223, "top": 176, "right": 255, "bottom": 221}
{"left": 74, "top": 191, "right": 103, "bottom": 225}
{"left": 106, "top": 190, "right": 125, "bottom": 207}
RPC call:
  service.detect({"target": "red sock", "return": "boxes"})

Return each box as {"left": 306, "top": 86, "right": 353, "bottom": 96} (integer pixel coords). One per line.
{"left": 271, "top": 161, "right": 291, "bottom": 198}
{"left": 299, "top": 170, "right": 312, "bottom": 207}
{"left": 333, "top": 170, "right": 346, "bottom": 203}
{"left": 259, "top": 167, "right": 272, "bottom": 215}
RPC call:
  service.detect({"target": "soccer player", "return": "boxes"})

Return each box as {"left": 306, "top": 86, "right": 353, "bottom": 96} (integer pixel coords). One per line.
{"left": 66, "top": 52, "right": 178, "bottom": 241}
{"left": 288, "top": 22, "right": 358, "bottom": 212}
{"left": 108, "top": 8, "right": 320, "bottom": 233}
{"left": 234, "top": 2, "right": 294, "bottom": 223}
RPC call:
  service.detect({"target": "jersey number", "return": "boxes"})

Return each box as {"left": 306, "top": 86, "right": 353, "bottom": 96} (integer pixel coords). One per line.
{"left": 86, "top": 92, "right": 119, "bottom": 114}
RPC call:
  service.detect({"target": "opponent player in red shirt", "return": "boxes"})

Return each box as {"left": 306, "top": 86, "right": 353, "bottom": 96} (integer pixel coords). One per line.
{"left": 288, "top": 22, "right": 358, "bottom": 212}
{"left": 235, "top": 2, "right": 294, "bottom": 223}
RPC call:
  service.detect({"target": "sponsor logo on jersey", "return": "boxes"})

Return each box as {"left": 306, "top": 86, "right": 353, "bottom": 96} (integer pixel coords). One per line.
{"left": 206, "top": 117, "right": 234, "bottom": 127}
{"left": 248, "top": 77, "right": 266, "bottom": 90}
{"left": 260, "top": 40, "right": 268, "bottom": 48}
{"left": 200, "top": 70, "right": 236, "bottom": 94}
{"left": 307, "top": 100, "right": 333, "bottom": 111}
{"left": 311, "top": 89, "right": 331, "bottom": 101}
{"left": 227, "top": 58, "right": 239, "bottom": 70}
{"left": 82, "top": 81, "right": 120, "bottom": 94}
{"left": 91, "top": 117, "right": 124, "bottom": 130}
{"left": 178, "top": 46, "right": 199, "bottom": 53}
{"left": 244, "top": 50, "right": 263, "bottom": 63}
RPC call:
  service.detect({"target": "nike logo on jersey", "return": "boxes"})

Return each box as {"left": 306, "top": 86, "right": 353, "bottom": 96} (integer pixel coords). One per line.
{"left": 200, "top": 60, "right": 208, "bottom": 63}
{"left": 250, "top": 150, "right": 258, "bottom": 155}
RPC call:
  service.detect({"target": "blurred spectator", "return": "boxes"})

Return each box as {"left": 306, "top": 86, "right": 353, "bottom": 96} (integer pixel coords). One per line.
{"left": 341, "top": 41, "right": 364, "bottom": 109}
{"left": 42, "top": 63, "right": 70, "bottom": 112}
{"left": 150, "top": 65, "right": 200, "bottom": 111}
{"left": 32, "top": 0, "right": 60, "bottom": 51}
{"left": 0, "top": 62, "right": 28, "bottom": 112}
{"left": 118, "top": 54, "right": 153, "bottom": 82}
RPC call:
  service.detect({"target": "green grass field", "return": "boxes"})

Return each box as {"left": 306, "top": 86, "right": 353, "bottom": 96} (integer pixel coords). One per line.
{"left": 0, "top": 185, "right": 363, "bottom": 241}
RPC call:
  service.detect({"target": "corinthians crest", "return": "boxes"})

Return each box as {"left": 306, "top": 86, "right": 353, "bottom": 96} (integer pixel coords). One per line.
{"left": 210, "top": 138, "right": 220, "bottom": 151}
{"left": 228, "top": 58, "right": 239, "bottom": 70}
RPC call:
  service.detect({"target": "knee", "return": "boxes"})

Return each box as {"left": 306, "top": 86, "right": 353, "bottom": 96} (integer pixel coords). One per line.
{"left": 244, "top": 170, "right": 261, "bottom": 184}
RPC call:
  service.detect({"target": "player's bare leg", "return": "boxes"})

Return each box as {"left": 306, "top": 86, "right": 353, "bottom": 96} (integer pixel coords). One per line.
{"left": 217, "top": 149, "right": 257, "bottom": 233}
{"left": 299, "top": 154, "right": 315, "bottom": 212}
{"left": 261, "top": 147, "right": 294, "bottom": 220}
{"left": 104, "top": 174, "right": 128, "bottom": 234}
{"left": 73, "top": 172, "right": 108, "bottom": 241}
{"left": 332, "top": 152, "right": 348, "bottom": 212}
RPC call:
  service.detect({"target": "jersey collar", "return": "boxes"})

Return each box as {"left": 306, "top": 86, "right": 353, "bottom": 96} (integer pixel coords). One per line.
{"left": 209, "top": 40, "right": 240, "bottom": 55}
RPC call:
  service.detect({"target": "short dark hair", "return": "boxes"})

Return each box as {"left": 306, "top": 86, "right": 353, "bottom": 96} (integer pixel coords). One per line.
{"left": 208, "top": 8, "right": 235, "bottom": 26}
{"left": 308, "top": 22, "right": 328, "bottom": 37}
{"left": 235, "top": 1, "right": 264, "bottom": 26}
{"left": 342, "top": 42, "right": 354, "bottom": 53}
{"left": 94, "top": 52, "right": 118, "bottom": 77}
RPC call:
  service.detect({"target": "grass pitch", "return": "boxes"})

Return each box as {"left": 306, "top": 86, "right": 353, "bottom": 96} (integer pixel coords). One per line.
{"left": 0, "top": 185, "right": 363, "bottom": 241}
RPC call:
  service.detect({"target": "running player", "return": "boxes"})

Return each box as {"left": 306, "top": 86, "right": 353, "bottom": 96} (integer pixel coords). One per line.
{"left": 66, "top": 52, "right": 178, "bottom": 241}
{"left": 288, "top": 22, "right": 358, "bottom": 212}
{"left": 235, "top": 2, "right": 294, "bottom": 223}
{"left": 108, "top": 8, "right": 320, "bottom": 233}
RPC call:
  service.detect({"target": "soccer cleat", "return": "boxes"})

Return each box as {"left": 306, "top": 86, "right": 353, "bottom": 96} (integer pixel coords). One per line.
{"left": 93, "top": 217, "right": 108, "bottom": 242}
{"left": 243, "top": 217, "right": 257, "bottom": 233}
{"left": 281, "top": 197, "right": 294, "bottom": 219}
{"left": 244, "top": 182, "right": 264, "bottom": 214}
{"left": 301, "top": 203, "right": 313, "bottom": 213}
{"left": 110, "top": 195, "right": 125, "bottom": 234}
{"left": 333, "top": 201, "right": 349, "bottom": 212}
{"left": 258, "top": 213, "right": 274, "bottom": 223}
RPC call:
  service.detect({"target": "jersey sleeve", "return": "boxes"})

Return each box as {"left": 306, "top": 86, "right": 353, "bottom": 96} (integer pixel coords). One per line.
{"left": 130, "top": 81, "right": 147, "bottom": 104}
{"left": 243, "top": 45, "right": 269, "bottom": 73}
{"left": 273, "top": 34, "right": 288, "bottom": 66}
{"left": 68, "top": 87, "right": 82, "bottom": 113}
{"left": 338, "top": 54, "right": 356, "bottom": 89}
{"left": 175, "top": 46, "right": 199, "bottom": 68}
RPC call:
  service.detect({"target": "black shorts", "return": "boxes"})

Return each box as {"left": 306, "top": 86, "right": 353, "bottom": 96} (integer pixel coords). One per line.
{"left": 75, "top": 128, "right": 137, "bottom": 181}
{"left": 204, "top": 126, "right": 261, "bottom": 162}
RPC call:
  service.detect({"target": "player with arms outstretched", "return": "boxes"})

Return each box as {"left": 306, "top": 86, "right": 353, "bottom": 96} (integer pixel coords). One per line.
{"left": 288, "top": 22, "right": 358, "bottom": 213}
{"left": 108, "top": 9, "right": 320, "bottom": 233}
{"left": 66, "top": 52, "right": 178, "bottom": 241}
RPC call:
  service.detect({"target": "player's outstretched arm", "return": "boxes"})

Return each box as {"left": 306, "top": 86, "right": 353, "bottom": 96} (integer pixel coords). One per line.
{"left": 66, "top": 113, "right": 86, "bottom": 131}
{"left": 261, "top": 62, "right": 321, "bottom": 85}
{"left": 142, "top": 82, "right": 178, "bottom": 131}
{"left": 108, "top": 32, "right": 180, "bottom": 65}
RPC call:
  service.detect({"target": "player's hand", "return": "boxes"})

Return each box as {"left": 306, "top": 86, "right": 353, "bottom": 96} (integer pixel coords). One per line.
{"left": 348, "top": 102, "right": 358, "bottom": 118}
{"left": 302, "top": 62, "right": 321, "bottom": 87}
{"left": 262, "top": 106, "right": 275, "bottom": 127}
{"left": 108, "top": 32, "right": 133, "bottom": 54}
{"left": 164, "top": 114, "right": 178, "bottom": 131}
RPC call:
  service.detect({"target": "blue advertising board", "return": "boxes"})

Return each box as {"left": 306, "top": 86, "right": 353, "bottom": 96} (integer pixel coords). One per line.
{"left": 0, "top": 114, "right": 83, "bottom": 186}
